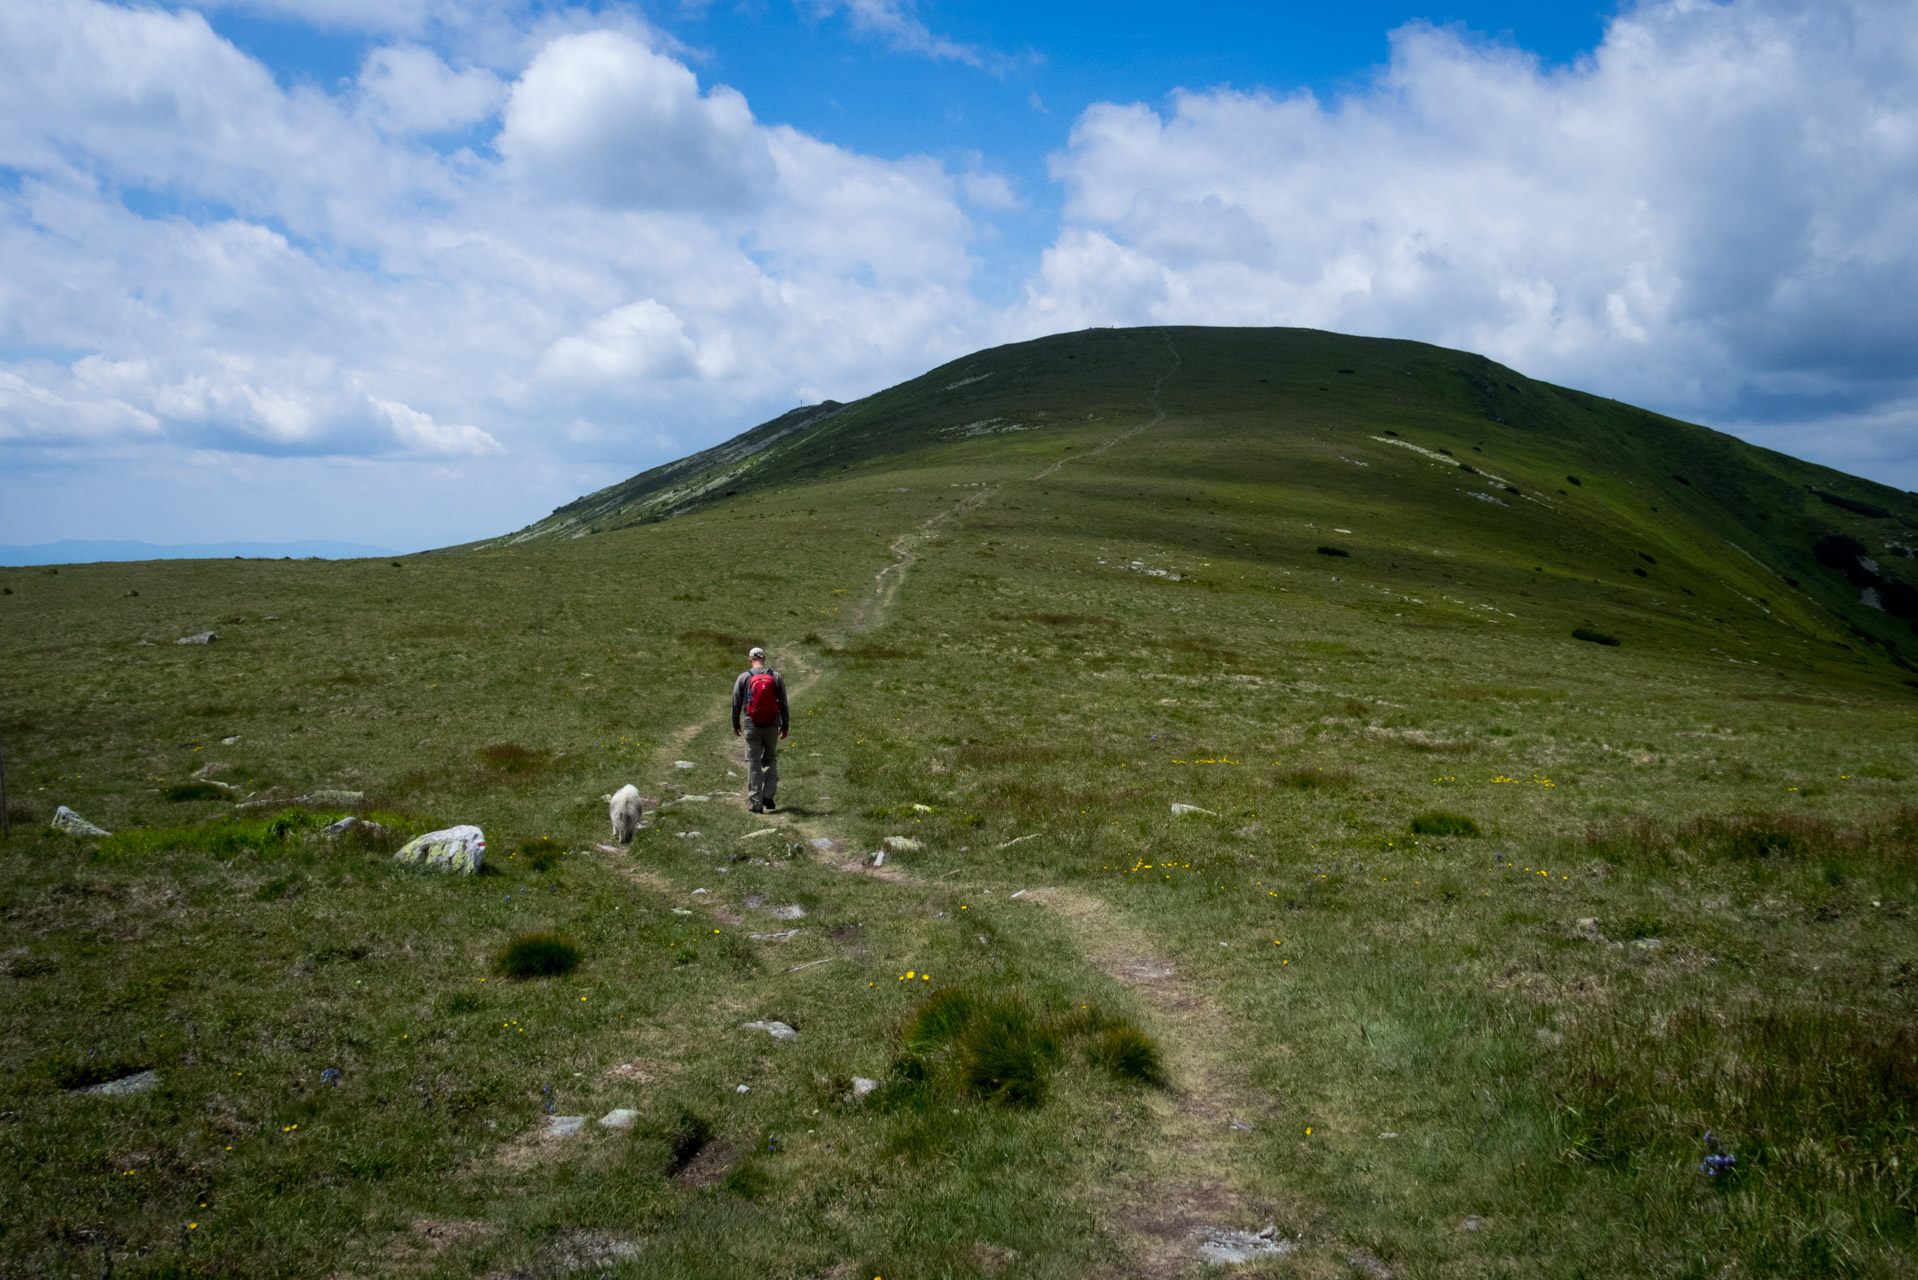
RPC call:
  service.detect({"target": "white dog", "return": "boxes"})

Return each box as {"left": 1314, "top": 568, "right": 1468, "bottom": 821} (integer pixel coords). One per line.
{"left": 609, "top": 784, "right": 643, "bottom": 844}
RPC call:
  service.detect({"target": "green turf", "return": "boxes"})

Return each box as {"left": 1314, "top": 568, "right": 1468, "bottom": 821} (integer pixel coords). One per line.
{"left": 2, "top": 325, "right": 1915, "bottom": 1277}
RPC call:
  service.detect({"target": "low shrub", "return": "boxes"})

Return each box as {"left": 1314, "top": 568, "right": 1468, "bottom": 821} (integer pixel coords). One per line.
{"left": 1411, "top": 811, "right": 1480, "bottom": 837}
{"left": 1573, "top": 627, "right": 1620, "bottom": 646}
{"left": 493, "top": 932, "right": 582, "bottom": 979}
{"left": 1316, "top": 545, "right": 1350, "bottom": 557}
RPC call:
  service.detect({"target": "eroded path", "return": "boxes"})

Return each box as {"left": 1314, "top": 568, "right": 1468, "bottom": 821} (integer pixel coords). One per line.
{"left": 630, "top": 331, "right": 1275, "bottom": 1273}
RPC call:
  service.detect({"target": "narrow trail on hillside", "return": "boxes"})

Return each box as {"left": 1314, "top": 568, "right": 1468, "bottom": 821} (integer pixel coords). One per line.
{"left": 652, "top": 330, "right": 1183, "bottom": 804}
{"left": 853, "top": 328, "right": 1182, "bottom": 635}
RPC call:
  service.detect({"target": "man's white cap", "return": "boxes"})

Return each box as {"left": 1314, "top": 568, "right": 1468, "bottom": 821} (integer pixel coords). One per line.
{"left": 748, "top": 646, "right": 766, "bottom": 660}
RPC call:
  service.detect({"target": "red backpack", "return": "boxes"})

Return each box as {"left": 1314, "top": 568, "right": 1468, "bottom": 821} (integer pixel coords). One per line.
{"left": 745, "top": 670, "right": 781, "bottom": 725}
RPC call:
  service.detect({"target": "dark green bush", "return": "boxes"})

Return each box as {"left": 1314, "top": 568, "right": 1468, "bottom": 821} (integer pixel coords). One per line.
{"left": 1411, "top": 811, "right": 1480, "bottom": 837}
{"left": 1316, "top": 545, "right": 1350, "bottom": 557}
{"left": 493, "top": 932, "right": 582, "bottom": 979}
{"left": 1573, "top": 627, "right": 1620, "bottom": 646}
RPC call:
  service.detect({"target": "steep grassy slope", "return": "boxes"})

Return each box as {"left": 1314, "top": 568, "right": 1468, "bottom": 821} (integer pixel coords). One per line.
{"left": 1, "top": 326, "right": 1915, "bottom": 1278}
{"left": 515, "top": 325, "right": 1918, "bottom": 685}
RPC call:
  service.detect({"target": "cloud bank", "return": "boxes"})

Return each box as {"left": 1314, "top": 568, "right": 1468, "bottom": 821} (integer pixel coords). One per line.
{"left": 0, "top": 0, "right": 1914, "bottom": 548}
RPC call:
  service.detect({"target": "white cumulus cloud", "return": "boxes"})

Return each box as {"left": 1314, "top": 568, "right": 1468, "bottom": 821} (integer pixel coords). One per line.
{"left": 1023, "top": 0, "right": 1918, "bottom": 474}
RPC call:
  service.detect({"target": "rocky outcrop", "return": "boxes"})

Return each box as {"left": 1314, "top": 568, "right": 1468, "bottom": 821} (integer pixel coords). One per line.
{"left": 393, "top": 825, "right": 485, "bottom": 874}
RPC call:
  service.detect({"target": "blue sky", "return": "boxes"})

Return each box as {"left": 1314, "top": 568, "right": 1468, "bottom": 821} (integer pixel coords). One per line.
{"left": 2, "top": 0, "right": 1914, "bottom": 552}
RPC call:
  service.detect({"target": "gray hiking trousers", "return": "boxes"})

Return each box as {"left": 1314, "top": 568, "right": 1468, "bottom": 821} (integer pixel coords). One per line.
{"left": 744, "top": 722, "right": 780, "bottom": 807}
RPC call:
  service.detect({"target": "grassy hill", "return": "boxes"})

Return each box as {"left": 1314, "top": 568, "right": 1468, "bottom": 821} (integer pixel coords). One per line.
{"left": 2, "top": 325, "right": 1915, "bottom": 1278}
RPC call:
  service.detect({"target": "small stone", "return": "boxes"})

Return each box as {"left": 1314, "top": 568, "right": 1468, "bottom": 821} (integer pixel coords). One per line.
{"left": 72, "top": 1069, "right": 158, "bottom": 1097}
{"left": 912, "top": 803, "right": 932, "bottom": 812}
{"left": 741, "top": 828, "right": 780, "bottom": 841}
{"left": 51, "top": 806, "right": 110, "bottom": 837}
{"left": 1632, "top": 937, "right": 1665, "bottom": 950}
{"left": 393, "top": 824, "right": 485, "bottom": 874}
{"left": 298, "top": 789, "right": 364, "bottom": 807}
{"left": 322, "top": 815, "right": 387, "bottom": 839}
{"left": 175, "top": 631, "right": 217, "bottom": 644}
{"left": 221, "top": 735, "right": 241, "bottom": 744}
{"left": 742, "top": 1020, "right": 798, "bottom": 1041}
{"left": 750, "top": 929, "right": 801, "bottom": 941}
{"left": 810, "top": 837, "right": 836, "bottom": 851}
{"left": 1170, "top": 803, "right": 1217, "bottom": 817}
{"left": 542, "top": 1115, "right": 587, "bottom": 1138}
{"left": 1461, "top": 1215, "right": 1487, "bottom": 1232}
{"left": 850, "top": 1076, "right": 879, "bottom": 1100}
{"left": 674, "top": 761, "right": 696, "bottom": 770}
{"left": 736, "top": 1084, "right": 750, "bottom": 1093}
{"left": 770, "top": 904, "right": 806, "bottom": 920}
{"left": 598, "top": 1108, "right": 640, "bottom": 1130}
{"left": 1193, "top": 1225, "right": 1294, "bottom": 1265}
{"left": 884, "top": 836, "right": 922, "bottom": 852}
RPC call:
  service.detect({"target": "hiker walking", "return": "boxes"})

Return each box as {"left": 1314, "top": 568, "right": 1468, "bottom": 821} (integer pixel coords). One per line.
{"left": 732, "top": 646, "right": 790, "bottom": 814}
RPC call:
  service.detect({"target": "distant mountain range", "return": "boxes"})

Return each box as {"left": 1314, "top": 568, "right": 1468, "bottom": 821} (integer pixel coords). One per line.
{"left": 0, "top": 539, "right": 398, "bottom": 566}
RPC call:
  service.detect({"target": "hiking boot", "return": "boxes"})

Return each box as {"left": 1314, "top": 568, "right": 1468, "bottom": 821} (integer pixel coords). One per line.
{"left": 749, "top": 802, "right": 764, "bottom": 814}
{"left": 764, "top": 798, "right": 777, "bottom": 812}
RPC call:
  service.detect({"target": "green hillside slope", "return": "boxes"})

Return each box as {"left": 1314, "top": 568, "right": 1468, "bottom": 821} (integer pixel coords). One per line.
{"left": 514, "top": 325, "right": 1918, "bottom": 688}
{"left": 3, "top": 325, "right": 1916, "bottom": 1278}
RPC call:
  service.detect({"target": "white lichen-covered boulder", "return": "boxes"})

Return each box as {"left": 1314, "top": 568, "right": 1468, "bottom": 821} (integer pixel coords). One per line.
{"left": 393, "top": 824, "right": 485, "bottom": 874}
{"left": 51, "top": 806, "right": 110, "bottom": 837}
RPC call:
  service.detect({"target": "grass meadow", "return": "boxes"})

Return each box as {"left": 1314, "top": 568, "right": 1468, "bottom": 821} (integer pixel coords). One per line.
{"left": 3, "top": 328, "right": 1916, "bottom": 1278}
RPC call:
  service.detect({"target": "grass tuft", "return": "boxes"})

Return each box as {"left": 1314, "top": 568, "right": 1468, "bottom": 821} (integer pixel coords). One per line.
{"left": 492, "top": 932, "right": 582, "bottom": 979}
{"left": 1087, "top": 1022, "right": 1169, "bottom": 1087}
{"left": 1573, "top": 626, "right": 1621, "bottom": 646}
{"left": 514, "top": 837, "right": 566, "bottom": 872}
{"left": 1410, "top": 811, "right": 1480, "bottom": 837}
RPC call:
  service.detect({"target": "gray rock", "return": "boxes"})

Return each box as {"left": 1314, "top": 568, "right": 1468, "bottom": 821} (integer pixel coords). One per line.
{"left": 749, "top": 929, "right": 801, "bottom": 941}
{"left": 850, "top": 1076, "right": 879, "bottom": 1100}
{"left": 1193, "top": 1225, "right": 1294, "bottom": 1265}
{"left": 71, "top": 1069, "right": 158, "bottom": 1097}
{"left": 393, "top": 824, "right": 485, "bottom": 874}
{"left": 542, "top": 1115, "right": 587, "bottom": 1138}
{"left": 598, "top": 1108, "right": 640, "bottom": 1130}
{"left": 1170, "top": 803, "right": 1217, "bottom": 817}
{"left": 321, "top": 815, "right": 387, "bottom": 839}
{"left": 220, "top": 735, "right": 241, "bottom": 744}
{"left": 770, "top": 904, "right": 806, "bottom": 920}
{"left": 674, "top": 760, "right": 696, "bottom": 770}
{"left": 742, "top": 1019, "right": 798, "bottom": 1041}
{"left": 1632, "top": 937, "right": 1665, "bottom": 950}
{"left": 298, "top": 789, "right": 364, "bottom": 807}
{"left": 175, "top": 631, "right": 217, "bottom": 644}
{"left": 51, "top": 806, "right": 110, "bottom": 837}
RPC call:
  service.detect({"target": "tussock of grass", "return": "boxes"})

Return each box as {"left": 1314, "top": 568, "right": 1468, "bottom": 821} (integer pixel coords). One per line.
{"left": 1573, "top": 626, "right": 1620, "bottom": 646}
{"left": 1410, "top": 811, "right": 1480, "bottom": 837}
{"left": 514, "top": 836, "right": 566, "bottom": 872}
{"left": 1317, "top": 545, "right": 1350, "bottom": 557}
{"left": 493, "top": 932, "right": 582, "bottom": 979}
